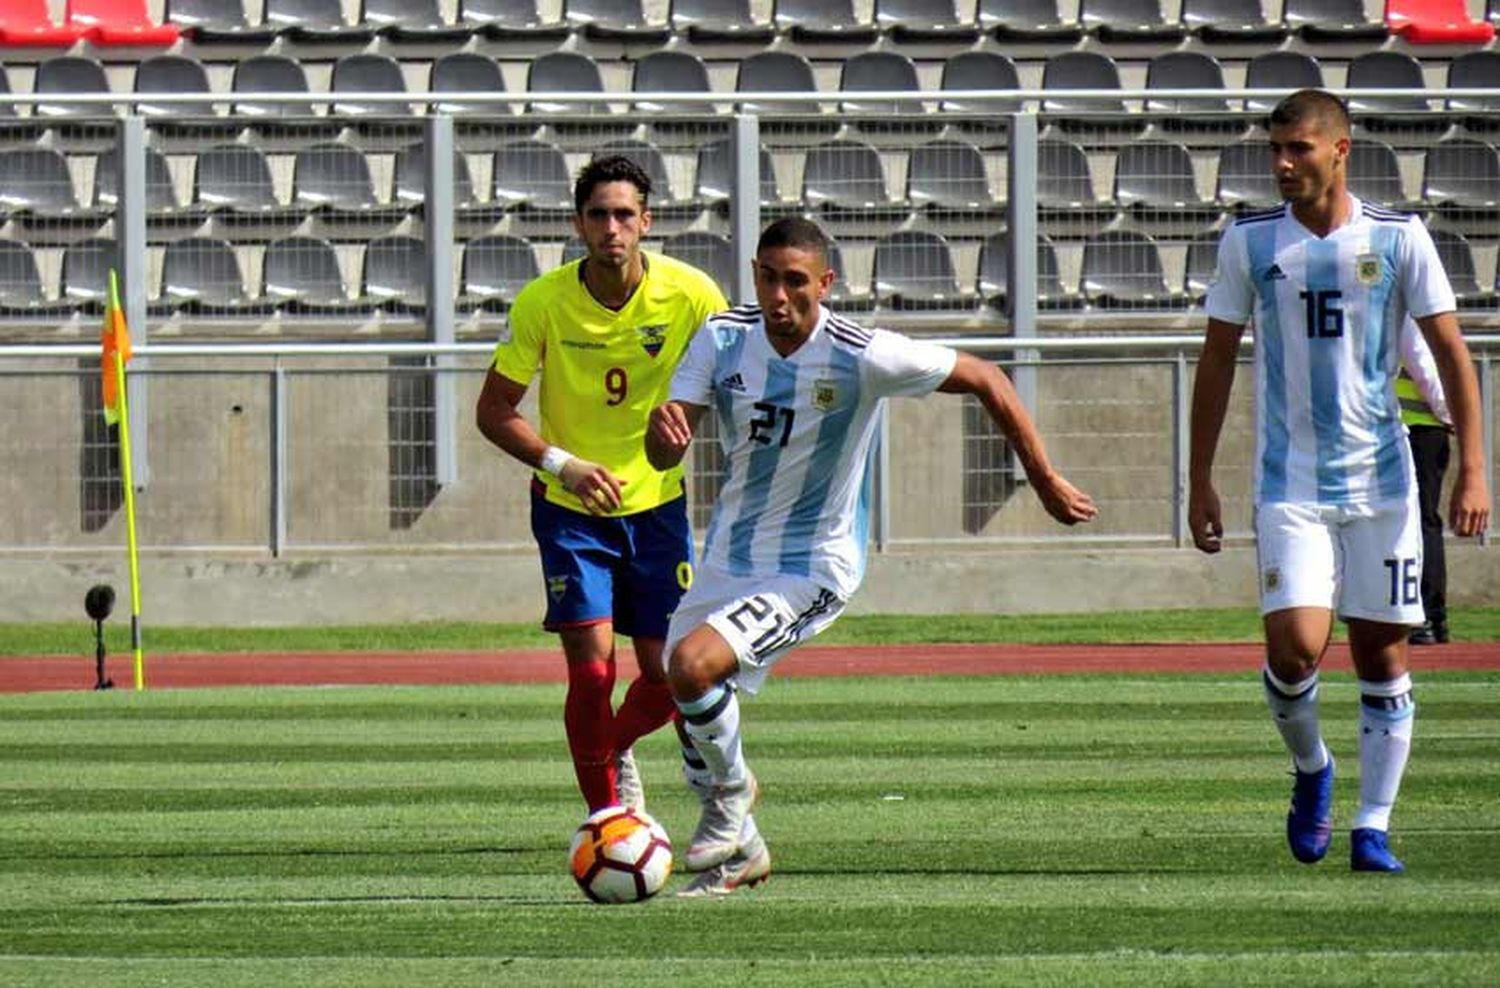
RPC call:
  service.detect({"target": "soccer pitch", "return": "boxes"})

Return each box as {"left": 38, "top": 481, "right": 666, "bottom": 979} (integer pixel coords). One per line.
{"left": 2, "top": 674, "right": 1497, "bottom": 987}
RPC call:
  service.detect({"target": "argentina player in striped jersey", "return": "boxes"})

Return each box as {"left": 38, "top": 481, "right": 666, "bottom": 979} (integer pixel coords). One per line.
{"left": 1190, "top": 90, "right": 1490, "bottom": 873}
{"left": 646, "top": 217, "right": 1096, "bottom": 895}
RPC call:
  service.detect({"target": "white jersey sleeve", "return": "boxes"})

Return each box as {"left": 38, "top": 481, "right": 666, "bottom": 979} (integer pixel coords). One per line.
{"left": 1400, "top": 316, "right": 1451, "bottom": 425}
{"left": 1203, "top": 220, "right": 1255, "bottom": 326}
{"left": 863, "top": 329, "right": 958, "bottom": 398}
{"left": 668, "top": 315, "right": 720, "bottom": 407}
{"left": 1396, "top": 217, "right": 1457, "bottom": 320}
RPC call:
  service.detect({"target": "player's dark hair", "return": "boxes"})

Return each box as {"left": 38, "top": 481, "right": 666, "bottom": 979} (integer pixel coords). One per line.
{"left": 756, "top": 217, "right": 830, "bottom": 264}
{"left": 573, "top": 155, "right": 652, "bottom": 213}
{"left": 1269, "top": 89, "right": 1352, "bottom": 137}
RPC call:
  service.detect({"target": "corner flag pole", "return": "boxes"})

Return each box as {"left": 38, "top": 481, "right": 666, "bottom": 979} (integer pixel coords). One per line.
{"left": 104, "top": 269, "right": 145, "bottom": 691}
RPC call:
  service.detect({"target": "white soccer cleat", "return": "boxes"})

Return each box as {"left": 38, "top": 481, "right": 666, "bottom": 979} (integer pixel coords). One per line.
{"left": 615, "top": 747, "right": 645, "bottom": 810}
{"left": 684, "top": 773, "right": 759, "bottom": 872}
{"left": 676, "top": 830, "right": 772, "bottom": 898}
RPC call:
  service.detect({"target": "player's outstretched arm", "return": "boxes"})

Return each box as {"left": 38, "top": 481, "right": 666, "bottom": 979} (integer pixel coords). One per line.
{"left": 476, "top": 367, "right": 623, "bottom": 514}
{"left": 1187, "top": 319, "right": 1244, "bottom": 554}
{"left": 1416, "top": 312, "right": 1491, "bottom": 537}
{"left": 938, "top": 352, "right": 1097, "bottom": 526}
{"left": 646, "top": 400, "right": 706, "bottom": 471}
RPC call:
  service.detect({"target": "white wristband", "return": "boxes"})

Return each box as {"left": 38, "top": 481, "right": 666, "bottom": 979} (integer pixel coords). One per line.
{"left": 539, "top": 445, "right": 574, "bottom": 477}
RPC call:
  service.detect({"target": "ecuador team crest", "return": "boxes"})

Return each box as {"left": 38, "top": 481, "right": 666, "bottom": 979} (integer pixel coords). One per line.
{"left": 637, "top": 324, "right": 667, "bottom": 358}
{"left": 1355, "top": 253, "right": 1382, "bottom": 286}
{"left": 547, "top": 574, "right": 569, "bottom": 602}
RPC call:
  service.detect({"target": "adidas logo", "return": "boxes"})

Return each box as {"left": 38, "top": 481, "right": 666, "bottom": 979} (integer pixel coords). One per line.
{"left": 721, "top": 373, "right": 746, "bottom": 392}
{"left": 1263, "top": 264, "right": 1287, "bottom": 282}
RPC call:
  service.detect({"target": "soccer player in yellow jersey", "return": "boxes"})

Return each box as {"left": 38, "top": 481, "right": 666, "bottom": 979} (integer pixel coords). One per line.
{"left": 476, "top": 156, "right": 728, "bottom": 812}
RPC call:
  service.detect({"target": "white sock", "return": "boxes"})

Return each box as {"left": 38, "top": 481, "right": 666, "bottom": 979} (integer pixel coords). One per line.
{"left": 1353, "top": 674, "right": 1415, "bottom": 832}
{"left": 1263, "top": 665, "right": 1330, "bottom": 774}
{"left": 681, "top": 741, "right": 714, "bottom": 801}
{"left": 676, "top": 683, "right": 747, "bottom": 788}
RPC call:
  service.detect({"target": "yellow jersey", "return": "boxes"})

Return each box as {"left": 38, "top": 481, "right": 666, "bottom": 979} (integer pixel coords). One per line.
{"left": 492, "top": 250, "right": 728, "bottom": 516}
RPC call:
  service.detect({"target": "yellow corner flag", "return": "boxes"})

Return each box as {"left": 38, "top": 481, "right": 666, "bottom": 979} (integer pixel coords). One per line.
{"left": 102, "top": 268, "right": 146, "bottom": 690}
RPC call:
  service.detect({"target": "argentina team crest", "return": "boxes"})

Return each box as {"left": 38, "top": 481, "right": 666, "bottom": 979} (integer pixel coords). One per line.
{"left": 637, "top": 324, "right": 667, "bottom": 358}
{"left": 812, "top": 379, "right": 838, "bottom": 411}
{"left": 1355, "top": 253, "right": 1382, "bottom": 286}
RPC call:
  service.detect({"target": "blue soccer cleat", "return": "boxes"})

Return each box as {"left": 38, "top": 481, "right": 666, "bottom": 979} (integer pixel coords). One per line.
{"left": 1351, "top": 828, "right": 1406, "bottom": 873}
{"left": 1286, "top": 759, "right": 1335, "bottom": 864}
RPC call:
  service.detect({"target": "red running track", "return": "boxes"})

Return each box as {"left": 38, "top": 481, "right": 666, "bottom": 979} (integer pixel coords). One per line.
{"left": 3, "top": 642, "right": 1499, "bottom": 694}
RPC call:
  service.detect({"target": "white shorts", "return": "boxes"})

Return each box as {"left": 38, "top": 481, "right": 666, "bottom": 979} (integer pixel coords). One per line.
{"left": 663, "top": 570, "right": 847, "bottom": 695}
{"left": 1254, "top": 498, "right": 1424, "bottom": 626}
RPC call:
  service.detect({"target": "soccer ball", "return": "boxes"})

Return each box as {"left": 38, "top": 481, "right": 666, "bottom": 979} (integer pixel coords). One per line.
{"left": 568, "top": 805, "right": 673, "bottom": 904}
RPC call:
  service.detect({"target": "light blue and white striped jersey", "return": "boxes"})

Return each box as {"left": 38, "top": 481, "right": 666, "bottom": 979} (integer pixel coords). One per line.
{"left": 1204, "top": 197, "right": 1455, "bottom": 507}
{"left": 672, "top": 304, "right": 957, "bottom": 597}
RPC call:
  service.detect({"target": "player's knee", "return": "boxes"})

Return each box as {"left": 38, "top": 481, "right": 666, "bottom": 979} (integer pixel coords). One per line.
{"left": 566, "top": 658, "right": 615, "bottom": 695}
{"left": 667, "top": 635, "right": 726, "bottom": 700}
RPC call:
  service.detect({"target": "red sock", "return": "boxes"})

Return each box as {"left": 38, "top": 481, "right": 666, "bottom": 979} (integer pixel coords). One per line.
{"left": 564, "top": 659, "right": 617, "bottom": 812}
{"left": 613, "top": 676, "right": 677, "bottom": 753}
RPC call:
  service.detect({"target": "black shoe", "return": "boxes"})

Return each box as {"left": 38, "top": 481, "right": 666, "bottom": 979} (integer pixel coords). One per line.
{"left": 1433, "top": 621, "right": 1451, "bottom": 644}
{"left": 1409, "top": 622, "right": 1441, "bottom": 646}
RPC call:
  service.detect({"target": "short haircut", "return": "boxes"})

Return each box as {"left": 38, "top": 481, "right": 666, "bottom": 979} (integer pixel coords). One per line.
{"left": 756, "top": 216, "right": 830, "bottom": 264}
{"left": 1269, "top": 89, "right": 1352, "bottom": 138}
{"left": 573, "top": 155, "right": 652, "bottom": 213}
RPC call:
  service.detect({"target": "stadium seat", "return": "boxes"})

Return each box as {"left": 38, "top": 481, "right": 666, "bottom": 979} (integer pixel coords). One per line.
{"left": 158, "top": 236, "right": 269, "bottom": 315}
{"left": 632, "top": 51, "right": 717, "bottom": 117}
{"left": 664, "top": 231, "right": 735, "bottom": 295}
{"left": 34, "top": 56, "right": 114, "bottom": 122}
{"left": 566, "top": 0, "right": 672, "bottom": 42}
{"left": 460, "top": 0, "right": 569, "bottom": 39}
{"left": 1243, "top": 51, "right": 1324, "bottom": 114}
{"left": 1351, "top": 158, "right": 1430, "bottom": 215}
{"left": 0, "top": 241, "right": 71, "bottom": 317}
{"left": 802, "top": 140, "right": 906, "bottom": 214}
{"left": 774, "top": 0, "right": 881, "bottom": 43}
{"left": 1145, "top": 52, "right": 1241, "bottom": 136}
{"left": 362, "top": 235, "right": 427, "bottom": 314}
{"left": 839, "top": 51, "right": 925, "bottom": 119}
{"left": 1080, "top": 0, "right": 1186, "bottom": 42}
{"left": 1428, "top": 229, "right": 1497, "bottom": 309}
{"left": 65, "top": 0, "right": 181, "bottom": 45}
{"left": 736, "top": 51, "right": 826, "bottom": 118}
{"left": 1447, "top": 52, "right": 1500, "bottom": 134}
{"left": 263, "top": 0, "right": 376, "bottom": 42}
{"left": 0, "top": 148, "right": 91, "bottom": 220}
{"left": 430, "top": 52, "right": 511, "bottom": 119}
{"left": 93, "top": 146, "right": 184, "bottom": 215}
{"left": 1183, "top": 233, "right": 1219, "bottom": 304}
{"left": 459, "top": 233, "right": 539, "bottom": 312}
{"left": 873, "top": 231, "right": 971, "bottom": 311}
{"left": 231, "top": 54, "right": 319, "bottom": 121}
{"left": 695, "top": 139, "right": 781, "bottom": 209}
{"left": 1216, "top": 141, "right": 1279, "bottom": 209}
{"left": 875, "top": 0, "right": 982, "bottom": 41}
{"left": 1042, "top": 52, "right": 1138, "bottom": 135}
{"left": 1036, "top": 139, "right": 1103, "bottom": 211}
{"left": 907, "top": 138, "right": 1002, "bottom": 221}
{"left": 0, "top": 74, "right": 45, "bottom": 146}
{"left": 492, "top": 138, "right": 573, "bottom": 213}
{"left": 1282, "top": 0, "right": 1388, "bottom": 41}
{"left": 526, "top": 52, "right": 606, "bottom": 115}
{"left": 331, "top": 53, "right": 415, "bottom": 118}
{"left": 0, "top": 0, "right": 87, "bottom": 45}
{"left": 939, "top": 52, "right": 1022, "bottom": 116}
{"left": 977, "top": 232, "right": 1079, "bottom": 310}
{"left": 1386, "top": 0, "right": 1494, "bottom": 44}
{"left": 823, "top": 238, "right": 873, "bottom": 312}
{"left": 1113, "top": 141, "right": 1218, "bottom": 222}
{"left": 193, "top": 144, "right": 295, "bottom": 220}
{"left": 978, "top": 0, "right": 1084, "bottom": 41}
{"left": 262, "top": 235, "right": 363, "bottom": 314}
{"left": 293, "top": 143, "right": 406, "bottom": 223}
{"left": 61, "top": 237, "right": 118, "bottom": 314}
{"left": 1179, "top": 0, "right": 1287, "bottom": 41}
{"left": 363, "top": 0, "right": 473, "bottom": 42}
{"left": 671, "top": 0, "right": 775, "bottom": 42}
{"left": 1346, "top": 50, "right": 1434, "bottom": 116}
{"left": 392, "top": 143, "right": 481, "bottom": 212}
{"left": 1422, "top": 139, "right": 1500, "bottom": 210}
{"left": 133, "top": 54, "right": 238, "bottom": 138}
{"left": 1080, "top": 231, "right": 1186, "bottom": 309}
{"left": 166, "top": 0, "right": 277, "bottom": 43}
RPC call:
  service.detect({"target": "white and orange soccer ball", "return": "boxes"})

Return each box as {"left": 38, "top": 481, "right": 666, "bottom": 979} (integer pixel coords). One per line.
{"left": 568, "top": 805, "right": 673, "bottom": 904}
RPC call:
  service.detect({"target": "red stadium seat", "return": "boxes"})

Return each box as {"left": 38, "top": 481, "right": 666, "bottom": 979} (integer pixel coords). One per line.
{"left": 1386, "top": 0, "right": 1495, "bottom": 43}
{"left": 0, "top": 0, "right": 88, "bottom": 45}
{"left": 66, "top": 0, "right": 182, "bottom": 45}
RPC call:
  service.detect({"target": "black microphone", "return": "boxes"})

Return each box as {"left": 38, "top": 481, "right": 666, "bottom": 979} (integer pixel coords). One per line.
{"left": 84, "top": 584, "right": 115, "bottom": 623}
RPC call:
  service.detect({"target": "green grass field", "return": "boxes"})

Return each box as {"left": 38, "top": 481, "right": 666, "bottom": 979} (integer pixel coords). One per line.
{"left": 2, "top": 671, "right": 1498, "bottom": 986}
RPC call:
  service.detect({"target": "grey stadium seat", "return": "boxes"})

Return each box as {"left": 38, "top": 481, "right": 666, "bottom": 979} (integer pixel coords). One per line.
{"left": 873, "top": 231, "right": 970, "bottom": 311}
{"left": 262, "top": 235, "right": 362, "bottom": 314}
{"left": 1347, "top": 52, "right": 1444, "bottom": 135}
{"left": 1347, "top": 141, "right": 1408, "bottom": 208}
{"left": 1184, "top": 234, "right": 1219, "bottom": 304}
{"left": 34, "top": 56, "right": 118, "bottom": 145}
{"left": 331, "top": 53, "right": 415, "bottom": 118}
{"left": 1447, "top": 52, "right": 1500, "bottom": 132}
{"left": 1145, "top": 52, "right": 1239, "bottom": 135}
{"left": 1081, "top": 231, "right": 1186, "bottom": 309}
{"left": 493, "top": 138, "right": 573, "bottom": 212}
{"left": 526, "top": 52, "right": 606, "bottom": 115}
{"left": 193, "top": 144, "right": 292, "bottom": 217}
{"left": 1079, "top": 0, "right": 1185, "bottom": 43}
{"left": 939, "top": 52, "right": 1022, "bottom": 116}
{"left": 363, "top": 235, "right": 427, "bottom": 313}
{"left": 1281, "top": 0, "right": 1387, "bottom": 42}
{"left": 431, "top": 52, "right": 511, "bottom": 117}
{"left": 736, "top": 51, "right": 824, "bottom": 117}
{"left": 979, "top": 0, "right": 1084, "bottom": 42}
{"left": 671, "top": 0, "right": 775, "bottom": 43}
{"left": 460, "top": 233, "right": 539, "bottom": 312}
{"left": 460, "top": 0, "right": 569, "bottom": 39}
{"left": 132, "top": 54, "right": 215, "bottom": 120}
{"left": 1215, "top": 141, "right": 1279, "bottom": 210}
{"left": 158, "top": 236, "right": 268, "bottom": 315}
{"left": 802, "top": 140, "right": 903, "bottom": 212}
{"left": 907, "top": 139, "right": 1000, "bottom": 216}
{"left": 0, "top": 240, "right": 71, "bottom": 317}
{"left": 167, "top": 0, "right": 278, "bottom": 44}
{"left": 632, "top": 51, "right": 716, "bottom": 116}
{"left": 93, "top": 146, "right": 182, "bottom": 214}
{"left": 1179, "top": 0, "right": 1286, "bottom": 42}
{"left": 823, "top": 238, "right": 873, "bottom": 312}
{"left": 1429, "top": 229, "right": 1497, "bottom": 309}
{"left": 978, "top": 232, "right": 1078, "bottom": 310}
{"left": 362, "top": 0, "right": 473, "bottom": 42}
{"left": 263, "top": 0, "right": 376, "bottom": 42}
{"left": 839, "top": 51, "right": 923, "bottom": 118}
{"left": 664, "top": 231, "right": 735, "bottom": 296}
{"left": 775, "top": 0, "right": 880, "bottom": 43}
{"left": 1113, "top": 141, "right": 1216, "bottom": 216}
{"left": 1243, "top": 51, "right": 1323, "bottom": 114}
{"left": 1042, "top": 52, "right": 1137, "bottom": 134}
{"left": 875, "top": 0, "right": 982, "bottom": 42}
{"left": 231, "top": 54, "right": 319, "bottom": 120}
{"left": 293, "top": 143, "right": 405, "bottom": 222}
{"left": 393, "top": 144, "right": 479, "bottom": 209}
{"left": 695, "top": 139, "right": 782, "bottom": 209}
{"left": 0, "top": 148, "right": 88, "bottom": 219}
{"left": 565, "top": 0, "right": 671, "bottom": 43}
{"left": 1422, "top": 140, "right": 1500, "bottom": 210}
{"left": 1036, "top": 140, "right": 1100, "bottom": 210}
{"left": 61, "top": 237, "right": 117, "bottom": 314}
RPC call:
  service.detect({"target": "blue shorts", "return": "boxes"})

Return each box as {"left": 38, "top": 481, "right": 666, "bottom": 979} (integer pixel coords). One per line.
{"left": 530, "top": 483, "right": 694, "bottom": 639}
